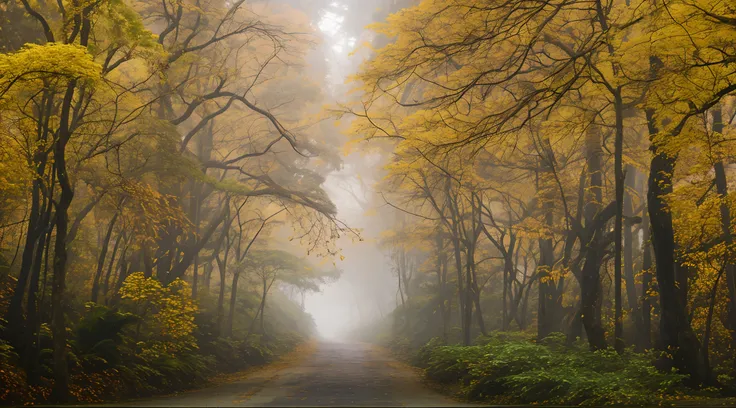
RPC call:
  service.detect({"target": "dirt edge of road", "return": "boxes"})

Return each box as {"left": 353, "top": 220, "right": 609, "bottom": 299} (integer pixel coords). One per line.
{"left": 367, "top": 343, "right": 472, "bottom": 405}
{"left": 208, "top": 339, "right": 319, "bottom": 386}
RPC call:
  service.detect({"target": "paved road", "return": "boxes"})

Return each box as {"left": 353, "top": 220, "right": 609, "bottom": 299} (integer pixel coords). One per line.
{"left": 120, "top": 341, "right": 468, "bottom": 407}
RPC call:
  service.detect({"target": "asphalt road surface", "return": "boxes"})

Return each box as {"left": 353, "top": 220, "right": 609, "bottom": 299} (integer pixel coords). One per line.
{"left": 119, "top": 341, "right": 469, "bottom": 407}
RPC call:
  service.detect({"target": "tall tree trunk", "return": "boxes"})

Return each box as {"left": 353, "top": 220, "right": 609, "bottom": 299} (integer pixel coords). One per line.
{"left": 580, "top": 122, "right": 607, "bottom": 350}
{"left": 453, "top": 237, "right": 467, "bottom": 345}
{"left": 6, "top": 173, "right": 44, "bottom": 348}
{"left": 711, "top": 107, "right": 736, "bottom": 367}
{"left": 191, "top": 189, "right": 200, "bottom": 298}
{"left": 25, "top": 206, "right": 53, "bottom": 385}
{"left": 538, "top": 140, "right": 562, "bottom": 339}
{"left": 640, "top": 203, "right": 653, "bottom": 350}
{"left": 646, "top": 103, "right": 703, "bottom": 385}
{"left": 435, "top": 231, "right": 449, "bottom": 341}
{"left": 613, "top": 89, "right": 625, "bottom": 354}
{"left": 502, "top": 256, "right": 509, "bottom": 331}
{"left": 464, "top": 248, "right": 474, "bottom": 343}
{"left": 623, "top": 166, "right": 645, "bottom": 347}
{"left": 701, "top": 265, "right": 724, "bottom": 384}
{"left": 50, "top": 81, "right": 77, "bottom": 403}
{"left": 6, "top": 90, "right": 54, "bottom": 348}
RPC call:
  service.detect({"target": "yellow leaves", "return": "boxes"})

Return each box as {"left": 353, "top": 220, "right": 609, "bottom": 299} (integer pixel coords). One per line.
{"left": 119, "top": 272, "right": 164, "bottom": 302}
{"left": 0, "top": 133, "right": 32, "bottom": 221}
{"left": 119, "top": 272, "right": 198, "bottom": 356}
{"left": 0, "top": 43, "right": 101, "bottom": 97}
{"left": 120, "top": 180, "right": 191, "bottom": 242}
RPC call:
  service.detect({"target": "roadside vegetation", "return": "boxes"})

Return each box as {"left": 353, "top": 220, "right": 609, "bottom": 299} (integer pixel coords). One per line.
{"left": 0, "top": 270, "right": 317, "bottom": 404}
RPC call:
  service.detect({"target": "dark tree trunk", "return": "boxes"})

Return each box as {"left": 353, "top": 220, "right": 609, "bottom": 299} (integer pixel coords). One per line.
{"left": 623, "top": 166, "right": 645, "bottom": 346}
{"left": 226, "top": 270, "right": 240, "bottom": 337}
{"left": 711, "top": 107, "right": 736, "bottom": 365}
{"left": 538, "top": 141, "right": 563, "bottom": 340}
{"left": 24, "top": 205, "right": 53, "bottom": 385}
{"left": 6, "top": 173, "right": 45, "bottom": 349}
{"left": 50, "top": 81, "right": 77, "bottom": 403}
{"left": 646, "top": 105, "right": 704, "bottom": 386}
{"left": 6, "top": 90, "right": 54, "bottom": 348}
{"left": 451, "top": 234, "right": 467, "bottom": 344}
{"left": 613, "top": 89, "right": 625, "bottom": 354}
{"left": 91, "top": 212, "right": 118, "bottom": 303}
{"left": 580, "top": 123, "right": 607, "bottom": 350}
{"left": 102, "top": 232, "right": 125, "bottom": 304}
{"left": 215, "top": 253, "right": 228, "bottom": 336}
{"left": 640, "top": 205, "right": 653, "bottom": 350}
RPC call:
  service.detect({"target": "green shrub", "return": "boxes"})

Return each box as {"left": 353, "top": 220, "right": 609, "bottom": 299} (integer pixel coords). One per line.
{"left": 425, "top": 344, "right": 486, "bottom": 384}
{"left": 412, "top": 336, "right": 445, "bottom": 368}
{"left": 73, "top": 303, "right": 138, "bottom": 371}
{"left": 416, "top": 333, "right": 687, "bottom": 405}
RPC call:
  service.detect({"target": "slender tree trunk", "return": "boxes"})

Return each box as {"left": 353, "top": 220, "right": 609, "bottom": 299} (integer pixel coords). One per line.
{"left": 701, "top": 265, "right": 724, "bottom": 385}
{"left": 450, "top": 234, "right": 466, "bottom": 344}
{"left": 191, "top": 190, "right": 200, "bottom": 298}
{"left": 464, "top": 248, "right": 474, "bottom": 344}
{"left": 260, "top": 283, "right": 267, "bottom": 336}
{"left": 215, "top": 253, "right": 228, "bottom": 336}
{"left": 435, "top": 231, "right": 448, "bottom": 341}
{"left": 92, "top": 212, "right": 118, "bottom": 303}
{"left": 613, "top": 89, "right": 625, "bottom": 353}
{"left": 102, "top": 232, "right": 125, "bottom": 304}
{"left": 640, "top": 204, "right": 652, "bottom": 350}
{"left": 204, "top": 262, "right": 213, "bottom": 294}
{"left": 249, "top": 275, "right": 271, "bottom": 336}
{"left": 623, "top": 166, "right": 644, "bottom": 347}
{"left": 226, "top": 270, "right": 240, "bottom": 337}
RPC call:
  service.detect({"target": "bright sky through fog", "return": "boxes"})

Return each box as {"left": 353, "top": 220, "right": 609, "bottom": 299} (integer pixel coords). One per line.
{"left": 304, "top": 2, "right": 368, "bottom": 340}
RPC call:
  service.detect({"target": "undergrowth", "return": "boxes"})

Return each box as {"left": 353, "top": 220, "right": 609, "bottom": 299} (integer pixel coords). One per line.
{"left": 412, "top": 332, "right": 688, "bottom": 405}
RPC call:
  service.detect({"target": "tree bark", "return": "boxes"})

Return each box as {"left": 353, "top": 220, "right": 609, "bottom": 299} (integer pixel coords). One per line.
{"left": 640, "top": 203, "right": 653, "bottom": 350}
{"left": 580, "top": 122, "right": 607, "bottom": 350}
{"left": 646, "top": 103, "right": 704, "bottom": 385}
{"left": 50, "top": 81, "right": 77, "bottom": 403}
{"left": 538, "top": 140, "right": 563, "bottom": 340}
{"left": 623, "top": 166, "right": 645, "bottom": 347}
{"left": 102, "top": 232, "right": 125, "bottom": 304}
{"left": 711, "top": 107, "right": 736, "bottom": 364}
{"left": 613, "top": 88, "right": 625, "bottom": 354}
{"left": 91, "top": 212, "right": 118, "bottom": 303}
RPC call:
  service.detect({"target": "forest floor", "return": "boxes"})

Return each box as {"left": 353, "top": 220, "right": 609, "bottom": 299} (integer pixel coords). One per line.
{"left": 104, "top": 340, "right": 469, "bottom": 407}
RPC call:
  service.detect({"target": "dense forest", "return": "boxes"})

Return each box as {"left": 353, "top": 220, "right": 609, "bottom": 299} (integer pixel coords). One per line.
{"left": 2, "top": 0, "right": 736, "bottom": 405}
{"left": 344, "top": 0, "right": 736, "bottom": 404}
{"left": 0, "top": 0, "right": 345, "bottom": 403}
